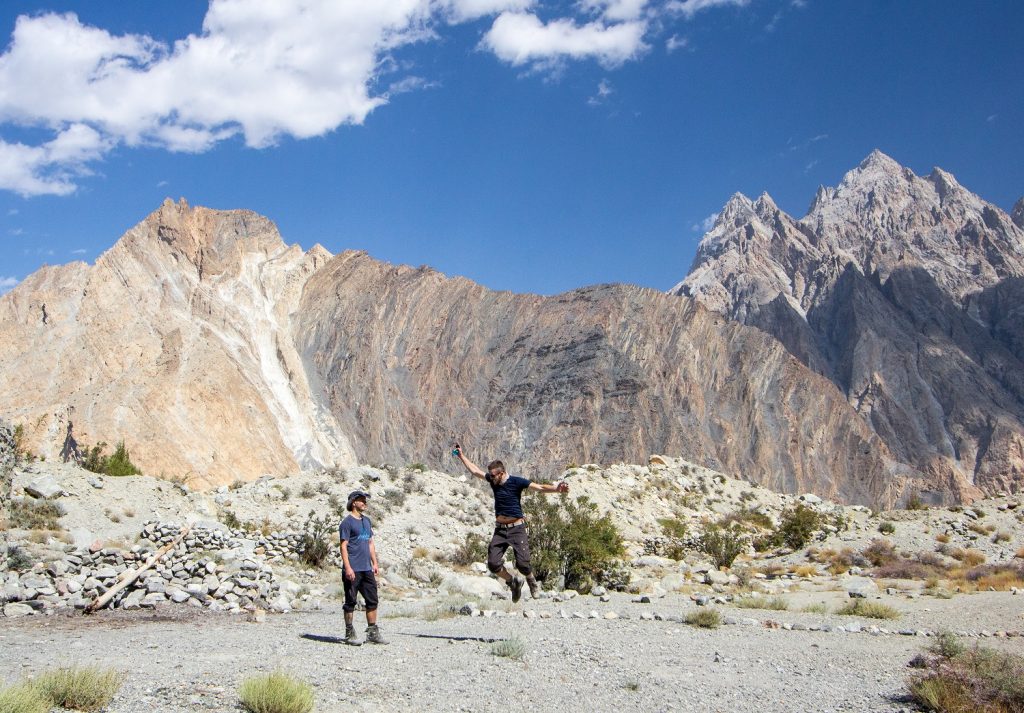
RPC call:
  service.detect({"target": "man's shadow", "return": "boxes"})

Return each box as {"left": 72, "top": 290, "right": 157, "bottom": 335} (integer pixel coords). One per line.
{"left": 300, "top": 633, "right": 347, "bottom": 645}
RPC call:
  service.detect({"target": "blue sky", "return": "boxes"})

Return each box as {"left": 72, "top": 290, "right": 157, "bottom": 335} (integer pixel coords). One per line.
{"left": 1, "top": 0, "right": 1022, "bottom": 296}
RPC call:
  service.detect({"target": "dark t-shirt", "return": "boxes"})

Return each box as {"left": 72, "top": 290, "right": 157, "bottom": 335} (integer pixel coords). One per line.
{"left": 339, "top": 514, "right": 374, "bottom": 572}
{"left": 486, "top": 474, "right": 531, "bottom": 519}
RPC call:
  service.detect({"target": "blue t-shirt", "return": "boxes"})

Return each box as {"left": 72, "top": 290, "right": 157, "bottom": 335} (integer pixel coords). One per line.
{"left": 487, "top": 474, "right": 531, "bottom": 519}
{"left": 339, "top": 514, "right": 374, "bottom": 572}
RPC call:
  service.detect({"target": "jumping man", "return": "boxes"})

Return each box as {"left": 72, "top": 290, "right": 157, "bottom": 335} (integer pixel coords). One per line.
{"left": 339, "top": 490, "right": 387, "bottom": 645}
{"left": 453, "top": 442, "right": 569, "bottom": 602}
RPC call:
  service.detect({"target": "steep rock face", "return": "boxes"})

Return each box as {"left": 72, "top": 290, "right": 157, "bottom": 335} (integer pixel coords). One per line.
{"left": 673, "top": 151, "right": 1024, "bottom": 499}
{"left": 294, "top": 251, "right": 917, "bottom": 505}
{"left": 0, "top": 200, "right": 355, "bottom": 487}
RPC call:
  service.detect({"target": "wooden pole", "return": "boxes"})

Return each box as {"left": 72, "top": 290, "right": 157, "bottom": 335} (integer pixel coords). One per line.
{"left": 84, "top": 524, "right": 191, "bottom": 614}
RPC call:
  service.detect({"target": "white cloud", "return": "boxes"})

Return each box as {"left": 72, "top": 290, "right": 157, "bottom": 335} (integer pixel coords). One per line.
{"left": 441, "top": 0, "right": 535, "bottom": 22}
{"left": 987, "top": 114, "right": 998, "bottom": 123}
{"left": 70, "top": 248, "right": 88, "bottom": 254}
{"left": 0, "top": 124, "right": 108, "bottom": 196}
{"left": 667, "top": 0, "right": 750, "bottom": 19}
{"left": 8, "top": 228, "right": 23, "bottom": 236}
{"left": 579, "top": 0, "right": 650, "bottom": 21}
{"left": 665, "top": 33, "right": 689, "bottom": 52}
{"left": 0, "top": 276, "right": 18, "bottom": 294}
{"left": 691, "top": 211, "right": 718, "bottom": 232}
{"left": 587, "top": 78, "right": 614, "bottom": 105}
{"left": 0, "top": 0, "right": 763, "bottom": 197}
{"left": 482, "top": 12, "right": 648, "bottom": 69}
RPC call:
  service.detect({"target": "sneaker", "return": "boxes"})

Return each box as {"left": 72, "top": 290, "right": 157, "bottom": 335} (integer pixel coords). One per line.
{"left": 510, "top": 575, "right": 524, "bottom": 604}
{"left": 344, "top": 626, "right": 363, "bottom": 646}
{"left": 366, "top": 624, "right": 389, "bottom": 645}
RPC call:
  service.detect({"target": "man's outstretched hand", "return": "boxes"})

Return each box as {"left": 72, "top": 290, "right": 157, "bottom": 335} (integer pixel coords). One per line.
{"left": 556, "top": 481, "right": 569, "bottom": 494}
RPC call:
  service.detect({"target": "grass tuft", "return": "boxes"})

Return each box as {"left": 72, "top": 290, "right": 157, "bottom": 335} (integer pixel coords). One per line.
{"left": 33, "top": 666, "right": 124, "bottom": 712}
{"left": 0, "top": 682, "right": 50, "bottom": 713}
{"left": 239, "top": 671, "right": 314, "bottom": 713}
{"left": 491, "top": 637, "right": 527, "bottom": 661}
{"left": 800, "top": 602, "right": 829, "bottom": 614}
{"left": 733, "top": 595, "right": 789, "bottom": 611}
{"left": 835, "top": 600, "right": 901, "bottom": 620}
{"left": 685, "top": 608, "right": 722, "bottom": 629}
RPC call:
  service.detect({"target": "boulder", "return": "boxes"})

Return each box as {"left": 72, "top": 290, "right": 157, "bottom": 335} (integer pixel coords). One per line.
{"left": 25, "top": 476, "right": 63, "bottom": 500}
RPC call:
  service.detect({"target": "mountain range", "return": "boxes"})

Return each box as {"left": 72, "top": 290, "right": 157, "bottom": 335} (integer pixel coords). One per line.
{"left": 1, "top": 151, "right": 1021, "bottom": 506}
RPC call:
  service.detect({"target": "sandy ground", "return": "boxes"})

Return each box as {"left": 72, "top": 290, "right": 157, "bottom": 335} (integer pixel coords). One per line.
{"left": 2, "top": 591, "right": 1023, "bottom": 713}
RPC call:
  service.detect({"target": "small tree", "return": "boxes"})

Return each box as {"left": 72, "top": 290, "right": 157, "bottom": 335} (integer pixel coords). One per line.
{"left": 699, "top": 523, "right": 747, "bottom": 568}
{"left": 80, "top": 440, "right": 141, "bottom": 476}
{"left": 524, "top": 496, "right": 625, "bottom": 592}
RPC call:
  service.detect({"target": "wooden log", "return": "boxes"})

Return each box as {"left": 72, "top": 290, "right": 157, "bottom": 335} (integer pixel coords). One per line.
{"left": 84, "top": 524, "right": 191, "bottom": 614}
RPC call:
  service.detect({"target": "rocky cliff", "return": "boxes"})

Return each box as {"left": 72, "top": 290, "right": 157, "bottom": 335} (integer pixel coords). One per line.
{"left": 672, "top": 151, "right": 1024, "bottom": 501}
{"left": 0, "top": 200, "right": 356, "bottom": 489}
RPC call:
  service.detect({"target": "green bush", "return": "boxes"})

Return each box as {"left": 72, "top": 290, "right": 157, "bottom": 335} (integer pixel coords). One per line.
{"left": 239, "top": 671, "right": 314, "bottom": 713}
{"left": 699, "top": 523, "right": 747, "bottom": 568}
{"left": 299, "top": 511, "right": 333, "bottom": 569}
{"left": 878, "top": 521, "right": 896, "bottom": 535}
{"left": 450, "top": 532, "right": 488, "bottom": 567}
{"left": 5, "top": 545, "right": 34, "bottom": 571}
{"left": 81, "top": 440, "right": 141, "bottom": 476}
{"left": 767, "top": 503, "right": 823, "bottom": 550}
{"left": 657, "top": 517, "right": 688, "bottom": 540}
{"left": 524, "top": 495, "right": 625, "bottom": 592}
{"left": 33, "top": 666, "right": 124, "bottom": 712}
{"left": 0, "top": 681, "right": 50, "bottom": 713}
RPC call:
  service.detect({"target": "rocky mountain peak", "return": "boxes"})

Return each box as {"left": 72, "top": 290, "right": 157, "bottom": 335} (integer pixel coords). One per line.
{"left": 1013, "top": 197, "right": 1024, "bottom": 229}
{"left": 753, "top": 192, "right": 779, "bottom": 220}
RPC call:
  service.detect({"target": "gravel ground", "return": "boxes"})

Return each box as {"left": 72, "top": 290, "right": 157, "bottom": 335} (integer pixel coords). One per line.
{"left": 3, "top": 592, "right": 1022, "bottom": 713}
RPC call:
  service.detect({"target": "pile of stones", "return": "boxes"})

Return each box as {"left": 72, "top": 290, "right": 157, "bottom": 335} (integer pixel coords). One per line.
{"left": 1, "top": 520, "right": 304, "bottom": 618}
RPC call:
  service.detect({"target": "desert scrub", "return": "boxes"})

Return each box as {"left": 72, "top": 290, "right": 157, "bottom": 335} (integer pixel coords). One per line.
{"left": 491, "top": 637, "right": 527, "bottom": 661}
{"left": 449, "top": 532, "right": 488, "bottom": 567}
{"left": 524, "top": 495, "right": 625, "bottom": 592}
{"left": 878, "top": 521, "right": 896, "bottom": 535}
{"left": 800, "top": 602, "right": 829, "bottom": 614}
{"left": 685, "top": 608, "right": 722, "bottom": 629}
{"left": 733, "top": 595, "right": 789, "bottom": 611}
{"left": 5, "top": 545, "right": 34, "bottom": 572}
{"left": 238, "top": 671, "right": 314, "bottom": 713}
{"left": 0, "top": 681, "right": 50, "bottom": 713}
{"left": 33, "top": 666, "right": 124, "bottom": 712}
{"left": 81, "top": 440, "right": 141, "bottom": 476}
{"left": 756, "top": 503, "right": 823, "bottom": 550}
{"left": 8, "top": 499, "right": 64, "bottom": 530}
{"left": 298, "top": 511, "right": 332, "bottom": 569}
{"left": 909, "top": 643, "right": 1024, "bottom": 713}
{"left": 699, "top": 523, "right": 747, "bottom": 568}
{"left": 835, "top": 600, "right": 900, "bottom": 620}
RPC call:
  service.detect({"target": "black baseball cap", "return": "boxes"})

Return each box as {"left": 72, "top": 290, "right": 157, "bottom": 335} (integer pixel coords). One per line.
{"left": 346, "top": 490, "right": 371, "bottom": 511}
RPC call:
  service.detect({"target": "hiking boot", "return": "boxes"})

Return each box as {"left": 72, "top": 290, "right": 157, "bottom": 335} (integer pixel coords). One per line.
{"left": 527, "top": 578, "right": 542, "bottom": 600}
{"left": 509, "top": 575, "right": 524, "bottom": 604}
{"left": 344, "top": 625, "right": 363, "bottom": 646}
{"left": 365, "top": 624, "right": 389, "bottom": 645}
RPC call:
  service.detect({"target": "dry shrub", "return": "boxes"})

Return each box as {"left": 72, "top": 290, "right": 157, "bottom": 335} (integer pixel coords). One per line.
{"left": 862, "top": 539, "right": 898, "bottom": 567}
{"left": 791, "top": 564, "right": 818, "bottom": 578}
{"left": 936, "top": 533, "right": 951, "bottom": 544}
{"left": 685, "top": 608, "right": 722, "bottom": 628}
{"left": 874, "top": 551, "right": 950, "bottom": 581}
{"left": 993, "top": 531, "right": 1012, "bottom": 544}
{"left": 1016, "top": 547, "right": 1024, "bottom": 559}
{"left": 239, "top": 671, "right": 314, "bottom": 713}
{"left": 909, "top": 645, "right": 1024, "bottom": 713}
{"left": 0, "top": 681, "right": 50, "bottom": 713}
{"left": 808, "top": 547, "right": 865, "bottom": 575}
{"left": 950, "top": 548, "right": 987, "bottom": 568}
{"left": 959, "top": 562, "right": 1024, "bottom": 592}
{"left": 33, "top": 667, "right": 124, "bottom": 712}
{"left": 734, "top": 595, "right": 789, "bottom": 611}
{"left": 836, "top": 600, "right": 901, "bottom": 620}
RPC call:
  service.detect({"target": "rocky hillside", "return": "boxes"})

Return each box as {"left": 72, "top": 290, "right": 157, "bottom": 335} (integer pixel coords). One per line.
{"left": 673, "top": 151, "right": 1024, "bottom": 503}
{"left": 0, "top": 200, "right": 357, "bottom": 489}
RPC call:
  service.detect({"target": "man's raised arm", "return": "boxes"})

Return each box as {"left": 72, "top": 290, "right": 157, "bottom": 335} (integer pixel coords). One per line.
{"left": 528, "top": 481, "right": 569, "bottom": 494}
{"left": 453, "top": 442, "right": 486, "bottom": 479}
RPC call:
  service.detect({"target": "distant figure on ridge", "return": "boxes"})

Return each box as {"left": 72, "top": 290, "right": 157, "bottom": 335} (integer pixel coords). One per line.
{"left": 339, "top": 490, "right": 387, "bottom": 645}
{"left": 453, "top": 441, "right": 569, "bottom": 601}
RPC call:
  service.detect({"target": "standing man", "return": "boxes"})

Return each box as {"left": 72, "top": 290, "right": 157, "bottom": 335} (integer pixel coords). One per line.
{"left": 453, "top": 442, "right": 569, "bottom": 602}
{"left": 339, "top": 490, "right": 387, "bottom": 645}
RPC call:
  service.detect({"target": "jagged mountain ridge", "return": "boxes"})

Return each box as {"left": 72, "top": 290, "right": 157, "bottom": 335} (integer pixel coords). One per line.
{"left": 0, "top": 199, "right": 918, "bottom": 504}
{"left": 673, "top": 150, "right": 1024, "bottom": 498}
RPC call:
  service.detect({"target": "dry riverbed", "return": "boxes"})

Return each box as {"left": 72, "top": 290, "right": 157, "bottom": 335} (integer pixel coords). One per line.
{"left": 2, "top": 591, "right": 1022, "bottom": 713}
